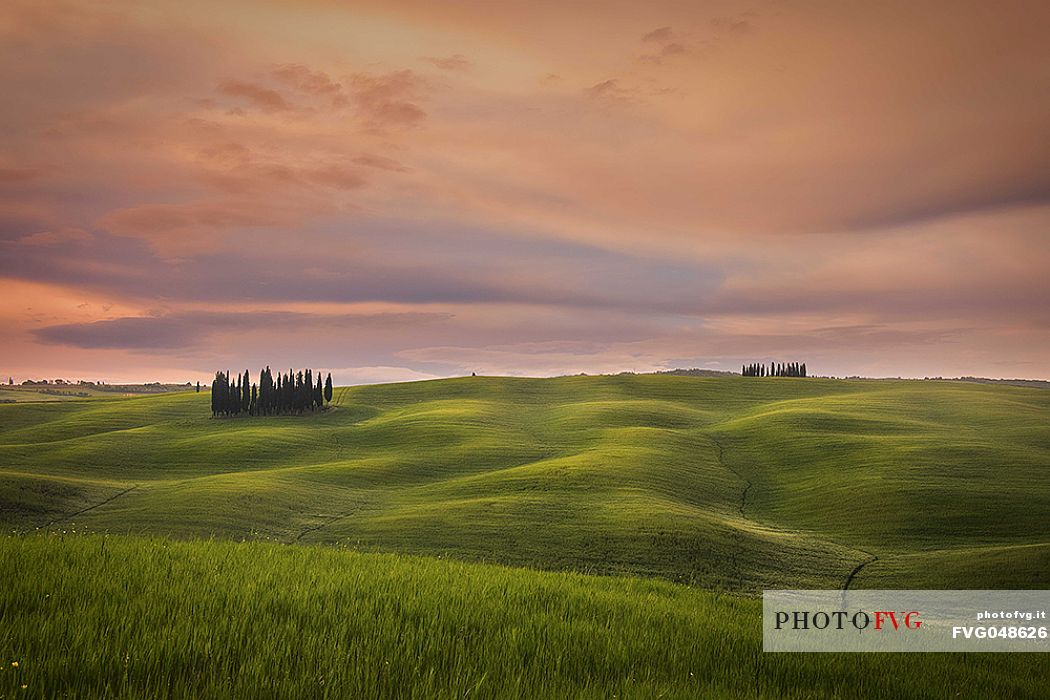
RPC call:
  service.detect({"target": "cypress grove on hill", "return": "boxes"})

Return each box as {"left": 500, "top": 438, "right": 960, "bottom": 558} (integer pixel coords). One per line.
{"left": 211, "top": 368, "right": 333, "bottom": 416}
{"left": 742, "top": 362, "right": 807, "bottom": 377}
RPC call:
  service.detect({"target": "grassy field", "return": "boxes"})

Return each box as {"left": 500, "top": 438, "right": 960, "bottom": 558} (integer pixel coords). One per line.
{"left": 0, "top": 383, "right": 194, "bottom": 403}
{"left": 2, "top": 534, "right": 1048, "bottom": 700}
{"left": 2, "top": 375, "right": 1049, "bottom": 697}
{"left": 2, "top": 375, "right": 1048, "bottom": 591}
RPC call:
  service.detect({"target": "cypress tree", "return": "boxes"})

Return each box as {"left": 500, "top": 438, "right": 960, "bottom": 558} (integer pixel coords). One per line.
{"left": 268, "top": 367, "right": 275, "bottom": 414}
{"left": 258, "top": 368, "right": 265, "bottom": 415}
{"left": 205, "top": 366, "right": 348, "bottom": 416}
{"left": 242, "top": 370, "right": 250, "bottom": 413}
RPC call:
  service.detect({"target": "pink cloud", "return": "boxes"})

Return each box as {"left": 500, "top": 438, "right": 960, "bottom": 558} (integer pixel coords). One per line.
{"left": 2, "top": 0, "right": 1049, "bottom": 381}
{"left": 349, "top": 70, "right": 428, "bottom": 128}
{"left": 641, "top": 26, "right": 674, "bottom": 43}
{"left": 271, "top": 64, "right": 343, "bottom": 96}
{"left": 97, "top": 200, "right": 310, "bottom": 255}
{"left": 218, "top": 80, "right": 294, "bottom": 112}
{"left": 20, "top": 227, "right": 93, "bottom": 246}
{"left": 421, "top": 54, "right": 473, "bottom": 71}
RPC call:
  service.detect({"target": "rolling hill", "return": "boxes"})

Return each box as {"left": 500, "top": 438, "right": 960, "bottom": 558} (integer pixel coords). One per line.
{"left": 3, "top": 375, "right": 1048, "bottom": 592}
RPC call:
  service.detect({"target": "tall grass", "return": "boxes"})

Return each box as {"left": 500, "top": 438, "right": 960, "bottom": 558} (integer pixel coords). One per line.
{"left": 2, "top": 535, "right": 1048, "bottom": 699}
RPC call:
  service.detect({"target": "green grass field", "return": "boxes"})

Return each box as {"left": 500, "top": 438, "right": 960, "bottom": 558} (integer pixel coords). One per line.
{"left": 0, "top": 383, "right": 192, "bottom": 403}
{"left": 1, "top": 375, "right": 1049, "bottom": 697}
{"left": 2, "top": 534, "right": 1047, "bottom": 700}
{"left": 3, "top": 375, "right": 1048, "bottom": 590}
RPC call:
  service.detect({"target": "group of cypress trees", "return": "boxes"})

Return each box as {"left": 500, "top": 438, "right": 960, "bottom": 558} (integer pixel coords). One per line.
{"left": 210, "top": 367, "right": 333, "bottom": 416}
{"left": 742, "top": 362, "right": 807, "bottom": 377}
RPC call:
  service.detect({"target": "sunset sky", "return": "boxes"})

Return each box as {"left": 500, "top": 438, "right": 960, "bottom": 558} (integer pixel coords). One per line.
{"left": 2, "top": 0, "right": 1048, "bottom": 384}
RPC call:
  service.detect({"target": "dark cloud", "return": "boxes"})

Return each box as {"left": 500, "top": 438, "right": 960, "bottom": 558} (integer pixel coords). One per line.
{"left": 0, "top": 224, "right": 723, "bottom": 314}
{"left": 12, "top": 215, "right": 1049, "bottom": 329}
{"left": 834, "top": 168, "right": 1050, "bottom": 233}
{"left": 34, "top": 310, "right": 454, "bottom": 350}
{"left": 36, "top": 316, "right": 199, "bottom": 349}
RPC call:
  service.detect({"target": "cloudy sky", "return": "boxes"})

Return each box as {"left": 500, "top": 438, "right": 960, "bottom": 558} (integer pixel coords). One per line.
{"left": 2, "top": 0, "right": 1048, "bottom": 384}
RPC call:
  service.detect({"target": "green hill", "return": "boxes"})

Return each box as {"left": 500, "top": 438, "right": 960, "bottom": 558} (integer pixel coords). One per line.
{"left": 2, "top": 375, "right": 1048, "bottom": 591}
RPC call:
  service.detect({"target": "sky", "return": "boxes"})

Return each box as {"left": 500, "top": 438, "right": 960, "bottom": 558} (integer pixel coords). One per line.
{"left": 1, "top": 0, "right": 1049, "bottom": 384}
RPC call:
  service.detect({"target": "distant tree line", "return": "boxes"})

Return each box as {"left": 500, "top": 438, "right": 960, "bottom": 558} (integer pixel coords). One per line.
{"left": 742, "top": 362, "right": 807, "bottom": 377}
{"left": 211, "top": 367, "right": 334, "bottom": 416}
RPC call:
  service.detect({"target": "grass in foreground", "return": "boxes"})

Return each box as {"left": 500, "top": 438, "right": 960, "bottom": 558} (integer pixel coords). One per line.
{"left": 2, "top": 535, "right": 1048, "bottom": 699}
